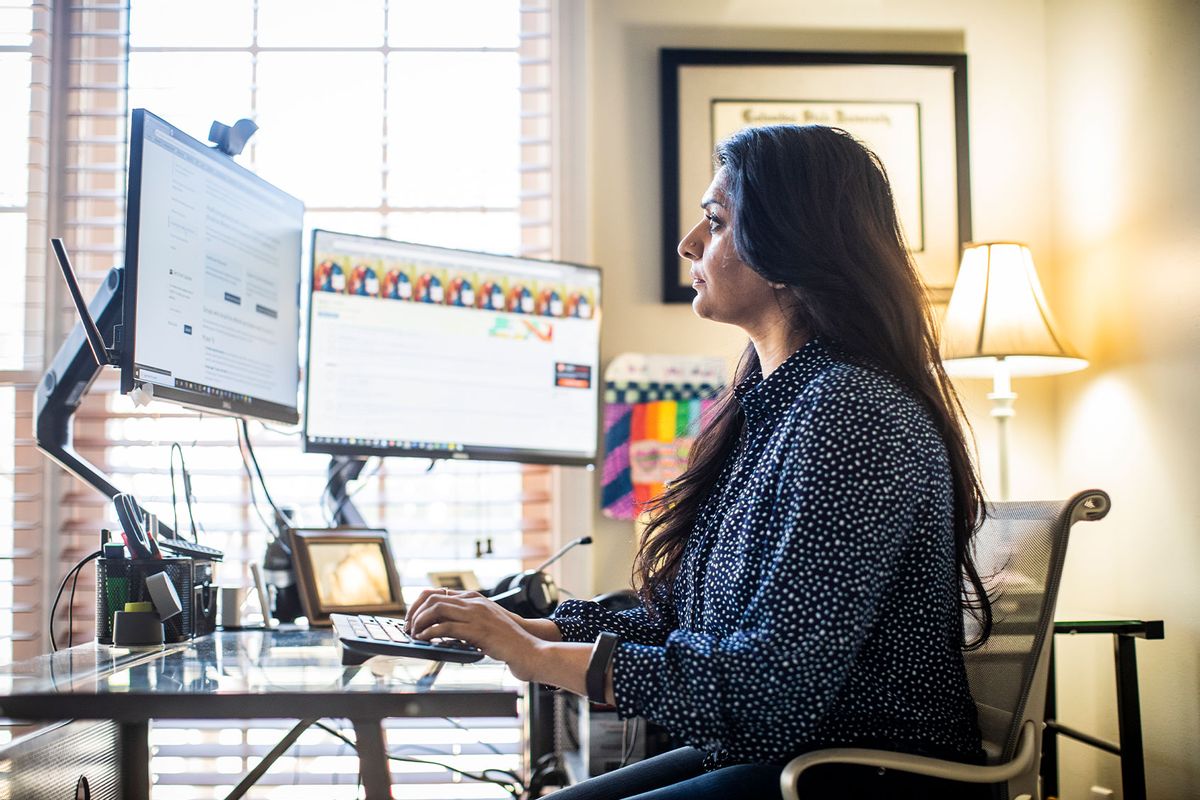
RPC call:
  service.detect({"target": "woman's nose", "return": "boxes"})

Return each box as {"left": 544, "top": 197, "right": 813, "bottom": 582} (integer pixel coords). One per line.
{"left": 678, "top": 224, "right": 702, "bottom": 260}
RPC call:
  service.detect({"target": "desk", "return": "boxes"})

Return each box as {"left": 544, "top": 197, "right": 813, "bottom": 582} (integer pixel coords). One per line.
{"left": 0, "top": 628, "right": 521, "bottom": 799}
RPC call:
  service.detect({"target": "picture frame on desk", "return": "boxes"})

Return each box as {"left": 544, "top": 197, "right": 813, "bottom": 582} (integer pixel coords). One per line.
{"left": 289, "top": 527, "right": 406, "bottom": 626}
{"left": 660, "top": 49, "right": 972, "bottom": 303}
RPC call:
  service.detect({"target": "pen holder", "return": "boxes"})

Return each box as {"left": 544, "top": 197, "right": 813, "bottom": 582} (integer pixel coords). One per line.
{"left": 96, "top": 558, "right": 194, "bottom": 644}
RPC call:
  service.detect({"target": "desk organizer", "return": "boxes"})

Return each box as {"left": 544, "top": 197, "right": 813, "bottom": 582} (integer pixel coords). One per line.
{"left": 96, "top": 558, "right": 193, "bottom": 644}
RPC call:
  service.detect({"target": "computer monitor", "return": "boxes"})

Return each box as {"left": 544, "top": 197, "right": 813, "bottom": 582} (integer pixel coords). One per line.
{"left": 304, "top": 230, "right": 601, "bottom": 466}
{"left": 121, "top": 108, "right": 305, "bottom": 424}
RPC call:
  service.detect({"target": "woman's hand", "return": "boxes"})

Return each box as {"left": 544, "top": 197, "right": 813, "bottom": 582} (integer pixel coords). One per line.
{"left": 405, "top": 589, "right": 545, "bottom": 682}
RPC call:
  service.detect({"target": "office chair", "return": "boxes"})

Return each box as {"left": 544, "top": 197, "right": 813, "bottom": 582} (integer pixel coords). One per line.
{"left": 780, "top": 489, "right": 1111, "bottom": 800}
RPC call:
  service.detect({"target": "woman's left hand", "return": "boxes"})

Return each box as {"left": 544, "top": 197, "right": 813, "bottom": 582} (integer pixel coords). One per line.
{"left": 407, "top": 592, "right": 544, "bottom": 682}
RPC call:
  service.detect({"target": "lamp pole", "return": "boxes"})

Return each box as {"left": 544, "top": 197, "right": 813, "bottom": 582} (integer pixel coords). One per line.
{"left": 988, "top": 357, "right": 1016, "bottom": 501}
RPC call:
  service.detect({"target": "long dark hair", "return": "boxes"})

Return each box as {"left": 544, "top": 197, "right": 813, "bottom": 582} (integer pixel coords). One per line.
{"left": 635, "top": 124, "right": 992, "bottom": 648}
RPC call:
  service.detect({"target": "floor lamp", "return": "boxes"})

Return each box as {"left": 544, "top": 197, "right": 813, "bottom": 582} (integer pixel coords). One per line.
{"left": 940, "top": 242, "right": 1087, "bottom": 500}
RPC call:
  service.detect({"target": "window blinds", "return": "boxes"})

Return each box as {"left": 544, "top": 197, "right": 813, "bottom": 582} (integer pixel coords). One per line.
{"left": 5, "top": 1, "right": 564, "bottom": 795}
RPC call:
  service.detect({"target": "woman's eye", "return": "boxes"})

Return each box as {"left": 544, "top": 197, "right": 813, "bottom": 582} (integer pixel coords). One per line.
{"left": 705, "top": 214, "right": 721, "bottom": 232}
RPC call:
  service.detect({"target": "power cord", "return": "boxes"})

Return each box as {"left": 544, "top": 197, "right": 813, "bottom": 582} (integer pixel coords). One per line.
{"left": 313, "top": 719, "right": 525, "bottom": 798}
{"left": 49, "top": 550, "right": 101, "bottom": 652}
{"left": 235, "top": 420, "right": 282, "bottom": 538}
{"left": 239, "top": 419, "right": 284, "bottom": 522}
{"left": 442, "top": 716, "right": 505, "bottom": 756}
{"left": 169, "top": 442, "right": 199, "bottom": 542}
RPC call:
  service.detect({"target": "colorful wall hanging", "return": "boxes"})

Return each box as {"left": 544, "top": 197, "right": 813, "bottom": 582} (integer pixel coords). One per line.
{"left": 601, "top": 354, "right": 726, "bottom": 520}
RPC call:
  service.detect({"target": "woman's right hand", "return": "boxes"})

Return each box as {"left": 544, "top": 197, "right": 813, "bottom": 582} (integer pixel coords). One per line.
{"left": 403, "top": 587, "right": 562, "bottom": 641}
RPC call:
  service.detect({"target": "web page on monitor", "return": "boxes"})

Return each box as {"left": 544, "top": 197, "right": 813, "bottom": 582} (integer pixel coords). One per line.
{"left": 306, "top": 233, "right": 600, "bottom": 460}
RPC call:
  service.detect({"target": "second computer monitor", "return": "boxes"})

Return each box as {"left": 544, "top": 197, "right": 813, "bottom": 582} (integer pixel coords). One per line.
{"left": 304, "top": 230, "right": 601, "bottom": 466}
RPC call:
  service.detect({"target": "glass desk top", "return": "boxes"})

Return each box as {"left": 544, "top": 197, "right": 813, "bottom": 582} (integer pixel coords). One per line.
{"left": 0, "top": 628, "right": 520, "bottom": 721}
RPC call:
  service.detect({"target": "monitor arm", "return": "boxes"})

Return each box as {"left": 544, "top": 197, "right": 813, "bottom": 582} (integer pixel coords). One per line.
{"left": 35, "top": 265, "right": 125, "bottom": 499}
{"left": 34, "top": 265, "right": 174, "bottom": 536}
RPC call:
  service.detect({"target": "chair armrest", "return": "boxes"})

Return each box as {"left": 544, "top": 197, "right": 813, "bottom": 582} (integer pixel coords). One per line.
{"left": 779, "top": 720, "right": 1038, "bottom": 800}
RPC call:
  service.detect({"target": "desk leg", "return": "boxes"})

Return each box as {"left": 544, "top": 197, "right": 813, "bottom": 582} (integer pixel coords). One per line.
{"left": 352, "top": 718, "right": 393, "bottom": 799}
{"left": 120, "top": 721, "right": 150, "bottom": 800}
{"left": 1114, "top": 635, "right": 1147, "bottom": 800}
{"left": 1042, "top": 641, "right": 1060, "bottom": 797}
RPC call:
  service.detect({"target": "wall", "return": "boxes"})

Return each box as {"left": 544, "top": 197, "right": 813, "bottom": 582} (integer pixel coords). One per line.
{"left": 565, "top": 1, "right": 1200, "bottom": 797}
{"left": 575, "top": 0, "right": 1060, "bottom": 594}
{"left": 1047, "top": 2, "right": 1200, "bottom": 798}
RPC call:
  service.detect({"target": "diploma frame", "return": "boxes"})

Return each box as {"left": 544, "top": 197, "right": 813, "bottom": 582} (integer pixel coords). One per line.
{"left": 660, "top": 49, "right": 971, "bottom": 304}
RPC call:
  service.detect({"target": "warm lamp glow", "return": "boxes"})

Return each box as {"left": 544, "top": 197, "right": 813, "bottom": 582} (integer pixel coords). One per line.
{"left": 940, "top": 242, "right": 1088, "bottom": 501}
{"left": 941, "top": 242, "right": 1088, "bottom": 377}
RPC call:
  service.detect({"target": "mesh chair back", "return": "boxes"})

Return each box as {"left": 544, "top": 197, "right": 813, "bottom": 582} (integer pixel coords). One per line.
{"left": 964, "top": 490, "right": 1110, "bottom": 763}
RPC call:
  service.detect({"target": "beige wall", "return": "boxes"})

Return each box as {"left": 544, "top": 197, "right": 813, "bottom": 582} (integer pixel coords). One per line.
{"left": 567, "top": 1, "right": 1197, "bottom": 796}
{"left": 1046, "top": 2, "right": 1200, "bottom": 798}
{"left": 577, "top": 0, "right": 1060, "bottom": 590}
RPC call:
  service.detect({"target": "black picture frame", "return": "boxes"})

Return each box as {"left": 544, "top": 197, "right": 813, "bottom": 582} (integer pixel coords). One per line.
{"left": 660, "top": 49, "right": 972, "bottom": 304}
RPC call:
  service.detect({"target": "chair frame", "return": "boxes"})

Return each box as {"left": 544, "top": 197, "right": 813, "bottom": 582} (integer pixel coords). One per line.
{"left": 780, "top": 489, "right": 1111, "bottom": 800}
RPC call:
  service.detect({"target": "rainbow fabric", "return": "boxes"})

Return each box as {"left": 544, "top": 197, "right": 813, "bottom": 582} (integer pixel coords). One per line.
{"left": 601, "top": 382, "right": 720, "bottom": 520}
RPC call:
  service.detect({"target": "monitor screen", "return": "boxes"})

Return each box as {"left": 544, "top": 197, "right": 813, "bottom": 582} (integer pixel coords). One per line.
{"left": 121, "top": 109, "right": 304, "bottom": 423}
{"left": 304, "top": 230, "right": 601, "bottom": 465}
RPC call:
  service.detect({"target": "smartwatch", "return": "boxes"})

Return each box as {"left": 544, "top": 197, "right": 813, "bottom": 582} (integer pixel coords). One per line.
{"left": 586, "top": 632, "right": 619, "bottom": 704}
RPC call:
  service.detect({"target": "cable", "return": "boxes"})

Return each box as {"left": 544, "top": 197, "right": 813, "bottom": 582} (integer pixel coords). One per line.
{"left": 442, "top": 716, "right": 504, "bottom": 757}
{"left": 257, "top": 420, "right": 301, "bottom": 437}
{"left": 312, "top": 720, "right": 524, "bottom": 798}
{"left": 49, "top": 550, "right": 101, "bottom": 652}
{"left": 235, "top": 421, "right": 280, "bottom": 538}
{"left": 239, "top": 419, "right": 286, "bottom": 525}
{"left": 169, "top": 442, "right": 199, "bottom": 542}
{"left": 68, "top": 557, "right": 85, "bottom": 649}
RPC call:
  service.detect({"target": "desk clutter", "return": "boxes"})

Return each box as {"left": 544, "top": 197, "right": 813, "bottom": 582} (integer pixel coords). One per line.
{"left": 93, "top": 493, "right": 220, "bottom": 646}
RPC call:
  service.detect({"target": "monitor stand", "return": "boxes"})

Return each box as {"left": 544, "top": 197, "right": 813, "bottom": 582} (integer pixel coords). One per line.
{"left": 34, "top": 261, "right": 128, "bottom": 500}
{"left": 325, "top": 455, "right": 368, "bottom": 527}
{"left": 34, "top": 244, "right": 178, "bottom": 536}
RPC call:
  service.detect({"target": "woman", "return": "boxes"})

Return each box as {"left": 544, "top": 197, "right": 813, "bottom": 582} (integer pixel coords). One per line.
{"left": 405, "top": 125, "right": 992, "bottom": 799}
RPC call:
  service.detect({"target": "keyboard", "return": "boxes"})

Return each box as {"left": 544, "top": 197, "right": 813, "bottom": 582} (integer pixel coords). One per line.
{"left": 331, "top": 613, "right": 484, "bottom": 664}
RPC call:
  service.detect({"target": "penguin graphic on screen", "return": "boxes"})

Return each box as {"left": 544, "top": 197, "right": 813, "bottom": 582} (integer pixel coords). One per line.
{"left": 315, "top": 260, "right": 346, "bottom": 293}
{"left": 349, "top": 264, "right": 380, "bottom": 297}
{"left": 448, "top": 276, "right": 475, "bottom": 307}
{"left": 383, "top": 269, "right": 413, "bottom": 300}
{"left": 479, "top": 280, "right": 506, "bottom": 311}
{"left": 507, "top": 284, "right": 535, "bottom": 314}
{"left": 566, "top": 290, "right": 593, "bottom": 319}
{"left": 536, "top": 287, "right": 564, "bottom": 317}
{"left": 416, "top": 273, "right": 445, "bottom": 304}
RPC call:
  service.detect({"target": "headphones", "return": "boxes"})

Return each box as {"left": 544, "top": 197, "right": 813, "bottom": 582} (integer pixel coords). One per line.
{"left": 487, "top": 536, "right": 592, "bottom": 618}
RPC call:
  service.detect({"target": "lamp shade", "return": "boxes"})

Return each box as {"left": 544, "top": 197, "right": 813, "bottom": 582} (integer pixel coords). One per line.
{"left": 940, "top": 242, "right": 1088, "bottom": 378}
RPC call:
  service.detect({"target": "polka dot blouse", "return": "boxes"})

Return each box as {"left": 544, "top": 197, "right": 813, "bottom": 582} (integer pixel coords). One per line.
{"left": 553, "top": 337, "right": 984, "bottom": 770}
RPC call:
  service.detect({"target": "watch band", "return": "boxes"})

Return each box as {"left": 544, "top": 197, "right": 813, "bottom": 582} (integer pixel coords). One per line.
{"left": 586, "top": 632, "right": 619, "bottom": 704}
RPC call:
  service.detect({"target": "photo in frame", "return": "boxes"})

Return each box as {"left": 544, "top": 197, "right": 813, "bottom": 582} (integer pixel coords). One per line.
{"left": 660, "top": 49, "right": 971, "bottom": 304}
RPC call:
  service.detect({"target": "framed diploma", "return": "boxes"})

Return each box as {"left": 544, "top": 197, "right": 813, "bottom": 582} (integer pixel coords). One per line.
{"left": 661, "top": 49, "right": 971, "bottom": 303}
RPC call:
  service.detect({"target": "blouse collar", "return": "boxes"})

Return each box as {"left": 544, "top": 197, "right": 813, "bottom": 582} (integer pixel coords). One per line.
{"left": 734, "top": 337, "right": 835, "bottom": 425}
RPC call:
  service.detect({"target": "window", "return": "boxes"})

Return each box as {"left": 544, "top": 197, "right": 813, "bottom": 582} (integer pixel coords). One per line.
{"left": 0, "top": 0, "right": 40, "bottom": 672}
{"left": 10, "top": 1, "right": 562, "bottom": 795}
